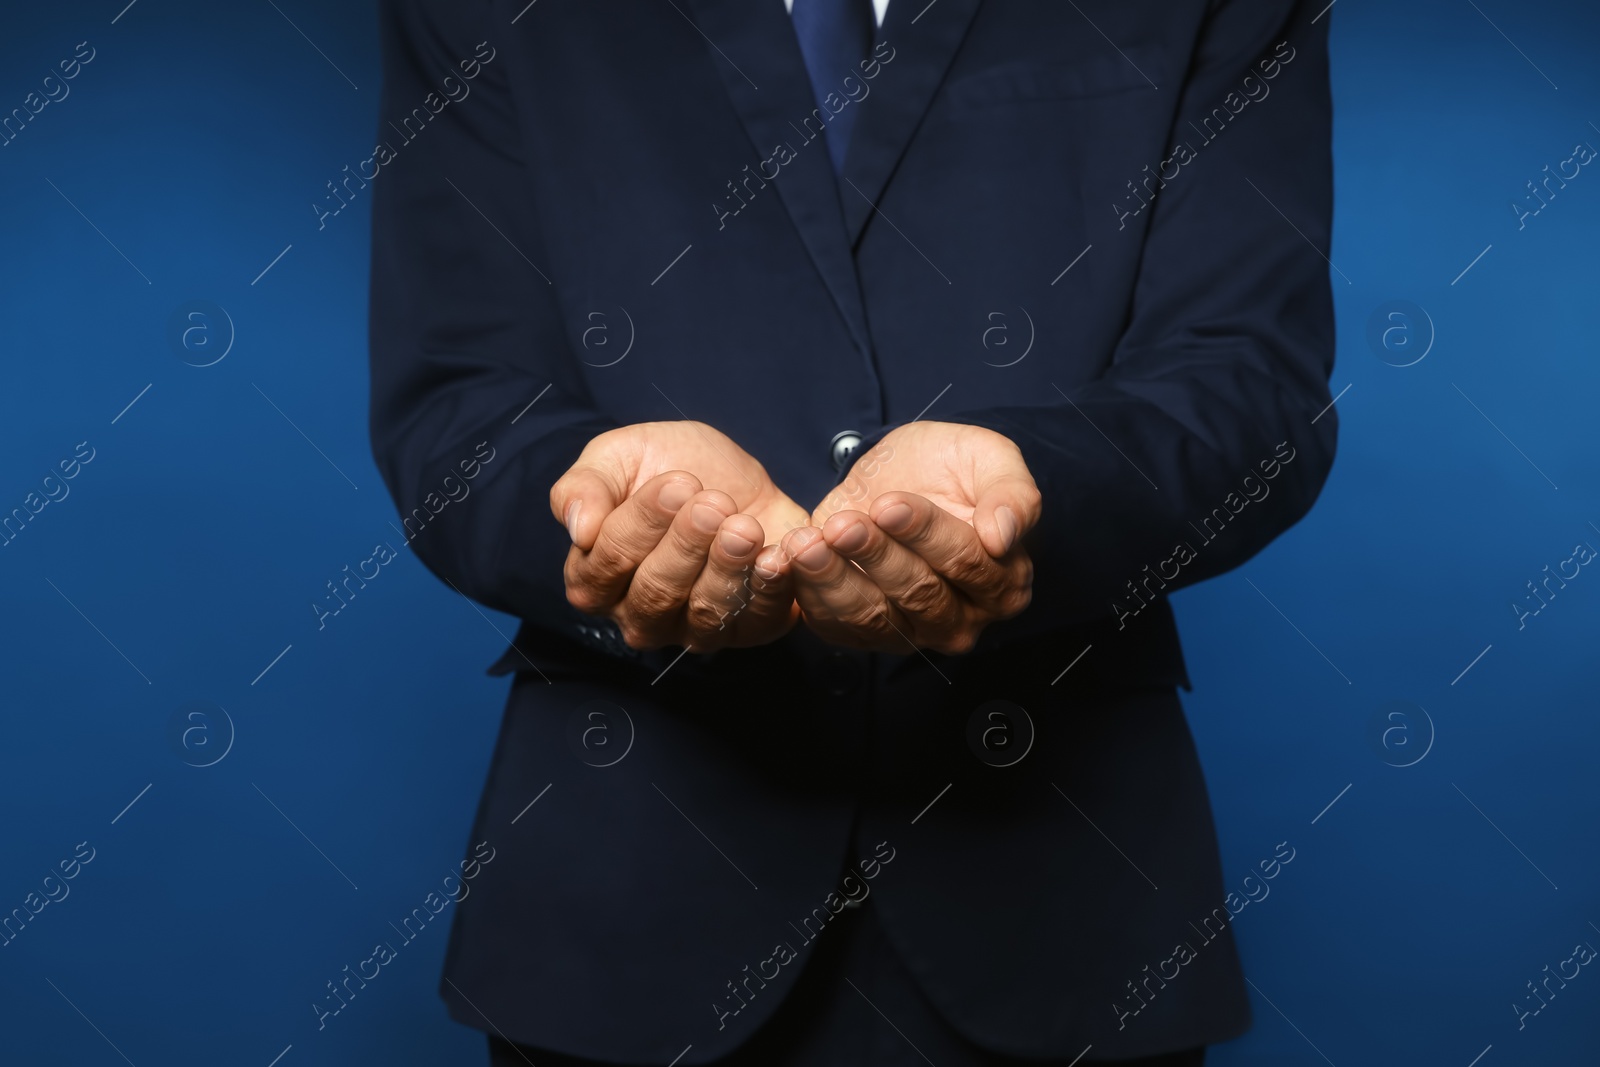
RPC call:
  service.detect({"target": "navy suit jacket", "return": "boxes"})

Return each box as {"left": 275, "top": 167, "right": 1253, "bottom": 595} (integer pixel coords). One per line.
{"left": 368, "top": 0, "right": 1337, "bottom": 1061}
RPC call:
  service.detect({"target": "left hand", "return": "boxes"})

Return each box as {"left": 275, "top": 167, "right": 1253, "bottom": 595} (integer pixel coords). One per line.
{"left": 782, "top": 422, "right": 1041, "bottom": 654}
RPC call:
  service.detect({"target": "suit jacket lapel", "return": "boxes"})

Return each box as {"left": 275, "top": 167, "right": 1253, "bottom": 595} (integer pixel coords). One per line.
{"left": 683, "top": 0, "right": 874, "bottom": 356}
{"left": 840, "top": 0, "right": 984, "bottom": 246}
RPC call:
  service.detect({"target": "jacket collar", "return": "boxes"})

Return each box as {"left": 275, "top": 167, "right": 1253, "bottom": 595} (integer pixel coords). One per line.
{"left": 840, "top": 0, "right": 983, "bottom": 246}
{"left": 684, "top": 0, "right": 982, "bottom": 352}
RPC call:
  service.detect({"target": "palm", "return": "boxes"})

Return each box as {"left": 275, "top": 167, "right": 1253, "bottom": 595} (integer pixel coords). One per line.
{"left": 610, "top": 422, "right": 808, "bottom": 546}
{"left": 812, "top": 422, "right": 1006, "bottom": 526}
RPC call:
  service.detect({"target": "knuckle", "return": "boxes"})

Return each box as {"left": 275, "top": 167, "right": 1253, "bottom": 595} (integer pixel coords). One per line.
{"left": 1000, "top": 584, "right": 1033, "bottom": 618}
{"left": 564, "top": 567, "right": 608, "bottom": 615}
{"left": 683, "top": 596, "right": 726, "bottom": 637}
{"left": 587, "top": 537, "right": 632, "bottom": 577}
{"left": 669, "top": 522, "right": 711, "bottom": 557}
{"left": 849, "top": 607, "right": 889, "bottom": 636}
{"left": 626, "top": 579, "right": 679, "bottom": 621}
{"left": 992, "top": 560, "right": 1035, "bottom": 617}
{"left": 925, "top": 597, "right": 962, "bottom": 631}
{"left": 896, "top": 572, "right": 950, "bottom": 620}
{"left": 943, "top": 543, "right": 994, "bottom": 587}
{"left": 848, "top": 536, "right": 892, "bottom": 570}
{"left": 867, "top": 613, "right": 907, "bottom": 649}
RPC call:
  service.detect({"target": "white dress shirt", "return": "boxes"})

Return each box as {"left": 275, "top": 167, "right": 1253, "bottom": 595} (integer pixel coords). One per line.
{"left": 784, "top": 0, "right": 890, "bottom": 27}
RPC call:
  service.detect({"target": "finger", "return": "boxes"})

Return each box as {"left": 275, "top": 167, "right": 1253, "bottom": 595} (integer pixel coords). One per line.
{"left": 821, "top": 510, "right": 963, "bottom": 638}
{"left": 969, "top": 471, "right": 1042, "bottom": 558}
{"left": 550, "top": 465, "right": 626, "bottom": 551}
{"left": 781, "top": 526, "right": 908, "bottom": 652}
{"left": 565, "top": 471, "right": 699, "bottom": 614}
{"left": 754, "top": 542, "right": 792, "bottom": 584}
{"left": 624, "top": 489, "right": 736, "bottom": 643}
{"left": 739, "top": 542, "right": 801, "bottom": 644}
{"left": 548, "top": 426, "right": 661, "bottom": 549}
{"left": 869, "top": 493, "right": 1011, "bottom": 603}
{"left": 684, "top": 515, "right": 796, "bottom": 649}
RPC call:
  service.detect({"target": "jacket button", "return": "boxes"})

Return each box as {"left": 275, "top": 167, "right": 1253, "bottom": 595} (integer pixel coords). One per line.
{"left": 830, "top": 431, "right": 863, "bottom": 472}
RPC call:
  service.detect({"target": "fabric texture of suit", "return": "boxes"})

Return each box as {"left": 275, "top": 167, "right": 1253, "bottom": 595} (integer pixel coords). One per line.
{"left": 367, "top": 0, "right": 1337, "bottom": 1061}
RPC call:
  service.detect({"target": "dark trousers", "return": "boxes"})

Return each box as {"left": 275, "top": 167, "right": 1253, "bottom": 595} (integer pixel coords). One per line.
{"left": 487, "top": 897, "right": 1204, "bottom": 1067}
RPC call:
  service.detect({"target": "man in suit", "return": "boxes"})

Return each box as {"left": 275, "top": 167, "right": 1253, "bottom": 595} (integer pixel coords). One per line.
{"left": 368, "top": 0, "right": 1337, "bottom": 1063}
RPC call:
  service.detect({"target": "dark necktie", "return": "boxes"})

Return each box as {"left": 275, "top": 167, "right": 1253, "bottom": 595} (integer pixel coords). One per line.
{"left": 792, "top": 0, "right": 875, "bottom": 174}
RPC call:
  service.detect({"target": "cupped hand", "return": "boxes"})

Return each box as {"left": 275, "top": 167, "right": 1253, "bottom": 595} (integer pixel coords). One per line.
{"left": 786, "top": 422, "right": 1041, "bottom": 654}
{"left": 550, "top": 422, "right": 809, "bottom": 651}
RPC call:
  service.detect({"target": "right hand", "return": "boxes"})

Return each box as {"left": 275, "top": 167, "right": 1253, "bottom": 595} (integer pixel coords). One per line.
{"left": 549, "top": 422, "right": 809, "bottom": 651}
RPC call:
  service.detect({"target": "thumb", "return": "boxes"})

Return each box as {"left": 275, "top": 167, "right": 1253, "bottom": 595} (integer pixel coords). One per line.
{"left": 549, "top": 465, "right": 625, "bottom": 551}
{"left": 971, "top": 472, "right": 1041, "bottom": 557}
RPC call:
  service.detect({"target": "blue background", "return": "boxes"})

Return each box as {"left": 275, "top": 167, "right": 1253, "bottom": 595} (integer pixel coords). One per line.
{"left": 2, "top": 1, "right": 1597, "bottom": 1064}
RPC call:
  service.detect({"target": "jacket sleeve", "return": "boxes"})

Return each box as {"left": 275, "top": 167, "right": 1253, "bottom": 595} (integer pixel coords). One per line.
{"left": 367, "top": 0, "right": 623, "bottom": 657}
{"left": 894, "top": 0, "right": 1339, "bottom": 641}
